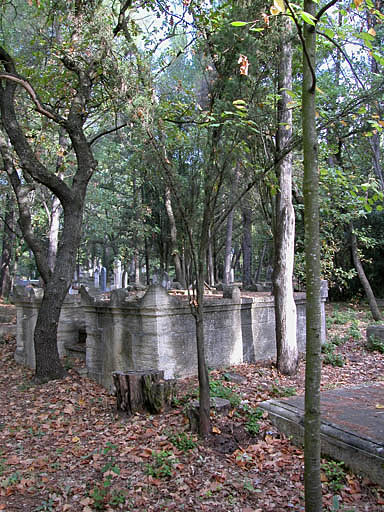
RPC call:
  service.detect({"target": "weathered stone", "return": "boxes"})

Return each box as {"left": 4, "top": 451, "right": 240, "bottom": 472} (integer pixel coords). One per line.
{"left": 223, "top": 372, "right": 247, "bottom": 384}
{"left": 243, "top": 284, "right": 259, "bottom": 292}
{"left": 110, "top": 288, "right": 130, "bottom": 306}
{"left": 13, "top": 284, "right": 327, "bottom": 391}
{"left": 367, "top": 325, "right": 384, "bottom": 342}
{"left": 170, "top": 281, "right": 183, "bottom": 290}
{"left": 222, "top": 285, "right": 241, "bottom": 302}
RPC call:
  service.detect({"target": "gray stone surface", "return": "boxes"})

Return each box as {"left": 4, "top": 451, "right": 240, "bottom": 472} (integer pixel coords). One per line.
{"left": 13, "top": 284, "right": 327, "bottom": 391}
{"left": 367, "top": 324, "right": 384, "bottom": 342}
{"left": 259, "top": 383, "right": 384, "bottom": 486}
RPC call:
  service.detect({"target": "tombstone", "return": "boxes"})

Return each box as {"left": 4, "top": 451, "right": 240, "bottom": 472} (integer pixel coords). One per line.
{"left": 94, "top": 268, "right": 100, "bottom": 289}
{"left": 113, "top": 259, "right": 122, "bottom": 289}
{"left": 100, "top": 267, "right": 107, "bottom": 292}
{"left": 122, "top": 270, "right": 128, "bottom": 289}
{"left": 152, "top": 270, "right": 159, "bottom": 285}
{"left": 161, "top": 271, "right": 171, "bottom": 290}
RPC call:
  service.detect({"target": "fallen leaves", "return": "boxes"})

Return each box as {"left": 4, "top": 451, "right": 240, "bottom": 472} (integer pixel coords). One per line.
{"left": 0, "top": 303, "right": 383, "bottom": 510}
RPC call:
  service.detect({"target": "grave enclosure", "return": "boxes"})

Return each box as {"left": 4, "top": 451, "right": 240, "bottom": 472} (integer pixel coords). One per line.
{"left": 13, "top": 283, "right": 328, "bottom": 391}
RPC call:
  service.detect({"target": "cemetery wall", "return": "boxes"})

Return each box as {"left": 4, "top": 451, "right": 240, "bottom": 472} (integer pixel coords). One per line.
{"left": 13, "top": 284, "right": 328, "bottom": 391}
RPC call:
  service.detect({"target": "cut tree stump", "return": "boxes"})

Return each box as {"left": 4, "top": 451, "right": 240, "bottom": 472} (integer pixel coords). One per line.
{"left": 113, "top": 370, "right": 176, "bottom": 415}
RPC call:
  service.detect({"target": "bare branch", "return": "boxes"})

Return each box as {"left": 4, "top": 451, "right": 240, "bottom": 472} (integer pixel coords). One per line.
{"left": 317, "top": 30, "right": 365, "bottom": 88}
{"left": 89, "top": 122, "right": 128, "bottom": 145}
{"left": 0, "top": 72, "right": 62, "bottom": 123}
{"left": 316, "top": 0, "right": 339, "bottom": 22}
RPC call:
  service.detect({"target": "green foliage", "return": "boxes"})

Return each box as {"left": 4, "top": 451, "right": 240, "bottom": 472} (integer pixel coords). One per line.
{"left": 346, "top": 322, "right": 362, "bottom": 340}
{"left": 322, "top": 343, "right": 345, "bottom": 367}
{"left": 33, "top": 499, "right": 56, "bottom": 512}
{"left": 145, "top": 451, "right": 178, "bottom": 479}
{"left": 168, "top": 431, "right": 197, "bottom": 452}
{"left": 209, "top": 378, "right": 242, "bottom": 407}
{"left": 327, "top": 307, "right": 357, "bottom": 326}
{"left": 87, "top": 442, "right": 124, "bottom": 509}
{"left": 0, "top": 471, "right": 21, "bottom": 488}
{"left": 244, "top": 407, "right": 263, "bottom": 436}
{"left": 321, "top": 460, "right": 346, "bottom": 493}
{"left": 329, "top": 335, "right": 348, "bottom": 347}
{"left": 270, "top": 380, "right": 297, "bottom": 398}
{"left": 365, "top": 335, "right": 384, "bottom": 354}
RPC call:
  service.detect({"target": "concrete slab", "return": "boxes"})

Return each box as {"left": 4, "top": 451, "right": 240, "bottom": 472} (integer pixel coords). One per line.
{"left": 259, "top": 382, "right": 384, "bottom": 486}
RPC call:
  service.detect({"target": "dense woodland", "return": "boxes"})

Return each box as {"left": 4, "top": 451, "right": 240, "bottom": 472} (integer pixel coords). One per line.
{"left": 0, "top": 1, "right": 383, "bottom": 510}
{"left": 1, "top": 0, "right": 383, "bottom": 301}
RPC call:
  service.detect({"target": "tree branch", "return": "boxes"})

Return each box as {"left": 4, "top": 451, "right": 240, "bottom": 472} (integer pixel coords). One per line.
{"left": 317, "top": 31, "right": 365, "bottom": 88}
{"left": 284, "top": 2, "right": 316, "bottom": 92}
{"left": 316, "top": 0, "right": 339, "bottom": 22}
{"left": 89, "top": 122, "right": 128, "bottom": 145}
{"left": 0, "top": 72, "right": 62, "bottom": 123}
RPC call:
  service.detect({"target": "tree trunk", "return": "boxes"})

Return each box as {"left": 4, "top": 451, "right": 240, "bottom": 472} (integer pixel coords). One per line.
{"left": 47, "top": 132, "right": 66, "bottom": 272}
{"left": 255, "top": 242, "right": 266, "bottom": 282}
{"left": 144, "top": 236, "right": 150, "bottom": 285}
{"left": 195, "top": 268, "right": 210, "bottom": 438}
{"left": 0, "top": 192, "right": 16, "bottom": 298}
{"left": 47, "top": 194, "right": 61, "bottom": 273}
{"left": 165, "top": 187, "right": 186, "bottom": 287}
{"left": 302, "top": 1, "right": 322, "bottom": 509}
{"left": 223, "top": 206, "right": 234, "bottom": 285}
{"left": 273, "top": 17, "right": 298, "bottom": 376}
{"left": 34, "top": 206, "right": 85, "bottom": 382}
{"left": 242, "top": 203, "right": 252, "bottom": 288}
{"left": 113, "top": 370, "right": 175, "bottom": 415}
{"left": 207, "top": 228, "right": 215, "bottom": 286}
{"left": 350, "top": 224, "right": 382, "bottom": 321}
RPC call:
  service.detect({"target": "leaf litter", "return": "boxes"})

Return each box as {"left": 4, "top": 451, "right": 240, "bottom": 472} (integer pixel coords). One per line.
{"left": 0, "top": 301, "right": 383, "bottom": 511}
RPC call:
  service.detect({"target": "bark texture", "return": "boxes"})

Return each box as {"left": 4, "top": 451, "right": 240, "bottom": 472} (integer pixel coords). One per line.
{"left": 0, "top": 192, "right": 16, "bottom": 298}
{"left": 0, "top": 44, "right": 96, "bottom": 382}
{"left": 350, "top": 224, "right": 382, "bottom": 321}
{"left": 273, "top": 18, "right": 298, "bottom": 376}
{"left": 242, "top": 204, "right": 252, "bottom": 287}
{"left": 165, "top": 187, "right": 186, "bottom": 287}
{"left": 302, "top": 2, "right": 322, "bottom": 509}
{"left": 113, "top": 370, "right": 175, "bottom": 415}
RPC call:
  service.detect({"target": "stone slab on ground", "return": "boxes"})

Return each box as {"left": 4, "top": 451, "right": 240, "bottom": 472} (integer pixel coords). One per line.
{"left": 259, "top": 382, "right": 384, "bottom": 486}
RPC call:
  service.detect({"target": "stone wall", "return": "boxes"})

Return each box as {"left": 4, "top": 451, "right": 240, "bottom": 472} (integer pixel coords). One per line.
{"left": 13, "top": 283, "right": 328, "bottom": 391}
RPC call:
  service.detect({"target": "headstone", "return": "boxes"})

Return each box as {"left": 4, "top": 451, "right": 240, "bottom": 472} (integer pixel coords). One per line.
{"left": 100, "top": 267, "right": 107, "bottom": 292}
{"left": 94, "top": 268, "right": 100, "bottom": 289}
{"left": 122, "top": 270, "right": 128, "bottom": 289}
{"left": 152, "top": 270, "right": 159, "bottom": 285}
{"left": 113, "top": 259, "right": 122, "bottom": 289}
{"left": 161, "top": 271, "right": 171, "bottom": 290}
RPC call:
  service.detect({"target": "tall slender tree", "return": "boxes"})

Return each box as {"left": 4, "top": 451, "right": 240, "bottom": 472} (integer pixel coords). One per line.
{"left": 273, "top": 16, "right": 298, "bottom": 376}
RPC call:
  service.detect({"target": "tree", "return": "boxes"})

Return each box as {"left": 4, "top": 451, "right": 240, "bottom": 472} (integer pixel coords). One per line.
{"left": 0, "top": 0, "right": 139, "bottom": 382}
{"left": 0, "top": 191, "right": 16, "bottom": 298}
{"left": 273, "top": 15, "right": 298, "bottom": 376}
{"left": 301, "top": 0, "right": 322, "bottom": 505}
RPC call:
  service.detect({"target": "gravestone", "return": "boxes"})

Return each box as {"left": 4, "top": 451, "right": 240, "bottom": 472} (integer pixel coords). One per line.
{"left": 122, "top": 270, "right": 128, "bottom": 289}
{"left": 94, "top": 268, "right": 100, "bottom": 289}
{"left": 100, "top": 267, "right": 107, "bottom": 292}
{"left": 113, "top": 259, "right": 122, "bottom": 289}
{"left": 161, "top": 271, "right": 171, "bottom": 290}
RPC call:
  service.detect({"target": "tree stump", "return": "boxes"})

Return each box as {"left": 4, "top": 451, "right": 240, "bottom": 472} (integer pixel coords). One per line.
{"left": 113, "top": 370, "right": 176, "bottom": 415}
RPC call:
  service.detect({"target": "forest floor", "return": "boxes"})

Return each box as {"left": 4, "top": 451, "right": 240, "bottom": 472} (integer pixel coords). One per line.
{"left": 0, "top": 300, "right": 383, "bottom": 512}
